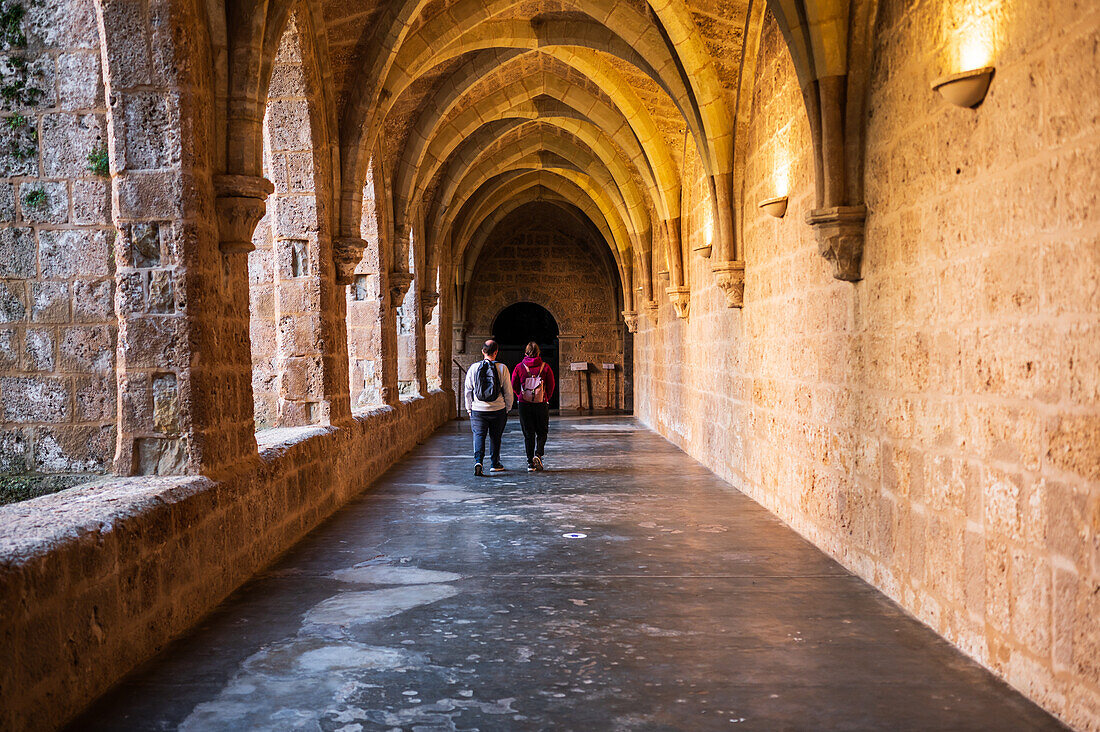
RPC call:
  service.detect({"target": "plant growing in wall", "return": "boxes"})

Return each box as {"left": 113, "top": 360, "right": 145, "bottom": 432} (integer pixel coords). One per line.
{"left": 23, "top": 184, "right": 43, "bottom": 207}
{"left": 87, "top": 143, "right": 109, "bottom": 177}
{"left": 4, "top": 110, "right": 34, "bottom": 160}
{"left": 0, "top": 0, "right": 41, "bottom": 168}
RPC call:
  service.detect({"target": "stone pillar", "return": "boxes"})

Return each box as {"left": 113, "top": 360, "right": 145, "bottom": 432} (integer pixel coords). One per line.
{"left": 210, "top": 174, "right": 272, "bottom": 467}
{"left": 413, "top": 285, "right": 429, "bottom": 397}
{"left": 383, "top": 271, "right": 413, "bottom": 406}
{"left": 557, "top": 334, "right": 583, "bottom": 409}
{"left": 315, "top": 232, "right": 353, "bottom": 427}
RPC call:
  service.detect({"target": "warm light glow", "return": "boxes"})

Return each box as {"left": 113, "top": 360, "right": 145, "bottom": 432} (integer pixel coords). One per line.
{"left": 704, "top": 203, "right": 714, "bottom": 248}
{"left": 959, "top": 28, "right": 993, "bottom": 71}
{"left": 774, "top": 148, "right": 789, "bottom": 198}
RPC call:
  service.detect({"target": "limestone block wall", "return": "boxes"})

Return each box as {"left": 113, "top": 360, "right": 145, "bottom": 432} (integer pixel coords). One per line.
{"left": 635, "top": 2, "right": 1100, "bottom": 728}
{"left": 0, "top": 0, "right": 115, "bottom": 503}
{"left": 457, "top": 211, "right": 625, "bottom": 410}
{"left": 0, "top": 391, "right": 452, "bottom": 732}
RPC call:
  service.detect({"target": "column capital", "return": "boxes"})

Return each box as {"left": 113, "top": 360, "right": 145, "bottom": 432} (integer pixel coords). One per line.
{"left": 333, "top": 237, "right": 368, "bottom": 285}
{"left": 214, "top": 174, "right": 273, "bottom": 255}
{"left": 806, "top": 205, "right": 866, "bottom": 282}
{"left": 389, "top": 270, "right": 414, "bottom": 304}
{"left": 666, "top": 286, "right": 690, "bottom": 319}
{"left": 712, "top": 260, "right": 745, "bottom": 309}
{"left": 420, "top": 290, "right": 440, "bottom": 323}
{"left": 621, "top": 310, "right": 638, "bottom": 333}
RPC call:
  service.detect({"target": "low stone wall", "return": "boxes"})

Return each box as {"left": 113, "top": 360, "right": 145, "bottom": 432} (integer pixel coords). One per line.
{"left": 0, "top": 391, "right": 453, "bottom": 732}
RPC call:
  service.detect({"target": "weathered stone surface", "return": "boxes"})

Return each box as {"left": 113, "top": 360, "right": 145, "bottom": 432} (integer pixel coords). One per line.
{"left": 0, "top": 376, "right": 70, "bottom": 423}
{"left": 30, "top": 281, "right": 69, "bottom": 323}
{"left": 0, "top": 228, "right": 37, "bottom": 278}
{"left": 0, "top": 393, "right": 452, "bottom": 731}
{"left": 24, "top": 328, "right": 55, "bottom": 371}
{"left": 0, "top": 281, "right": 26, "bottom": 323}
{"left": 19, "top": 181, "right": 68, "bottom": 224}
{"left": 39, "top": 113, "right": 106, "bottom": 177}
{"left": 38, "top": 229, "right": 112, "bottom": 279}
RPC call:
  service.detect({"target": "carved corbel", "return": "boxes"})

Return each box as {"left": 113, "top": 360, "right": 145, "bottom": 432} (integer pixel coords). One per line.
{"left": 806, "top": 206, "right": 866, "bottom": 281}
{"left": 452, "top": 321, "right": 468, "bottom": 354}
{"left": 712, "top": 261, "right": 746, "bottom": 308}
{"left": 420, "top": 290, "right": 440, "bottom": 323}
{"left": 214, "top": 174, "right": 274, "bottom": 254}
{"left": 666, "top": 286, "right": 691, "bottom": 319}
{"left": 333, "top": 237, "right": 368, "bottom": 286}
{"left": 642, "top": 299, "right": 658, "bottom": 324}
{"left": 621, "top": 310, "right": 638, "bottom": 333}
{"left": 388, "top": 270, "right": 414, "bottom": 306}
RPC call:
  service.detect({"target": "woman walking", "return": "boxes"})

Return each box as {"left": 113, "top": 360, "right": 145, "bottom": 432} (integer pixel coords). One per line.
{"left": 511, "top": 341, "right": 556, "bottom": 472}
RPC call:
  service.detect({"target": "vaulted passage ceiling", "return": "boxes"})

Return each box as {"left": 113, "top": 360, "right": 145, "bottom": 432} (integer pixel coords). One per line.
{"left": 319, "top": 0, "right": 752, "bottom": 314}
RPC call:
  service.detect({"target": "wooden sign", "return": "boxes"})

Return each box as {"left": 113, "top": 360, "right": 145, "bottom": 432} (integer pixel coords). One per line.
{"left": 570, "top": 362, "right": 588, "bottom": 371}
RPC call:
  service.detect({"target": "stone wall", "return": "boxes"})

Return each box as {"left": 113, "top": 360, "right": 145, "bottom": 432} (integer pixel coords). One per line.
{"left": 456, "top": 204, "right": 626, "bottom": 411}
{"left": 635, "top": 3, "right": 1100, "bottom": 729}
{"left": 0, "top": 391, "right": 452, "bottom": 732}
{"left": 0, "top": 0, "right": 115, "bottom": 503}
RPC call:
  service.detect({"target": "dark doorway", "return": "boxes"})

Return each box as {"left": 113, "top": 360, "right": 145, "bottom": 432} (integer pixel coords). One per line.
{"left": 492, "top": 302, "right": 560, "bottom": 409}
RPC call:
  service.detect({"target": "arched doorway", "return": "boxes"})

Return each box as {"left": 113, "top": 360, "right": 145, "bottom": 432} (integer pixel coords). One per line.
{"left": 492, "top": 302, "right": 560, "bottom": 409}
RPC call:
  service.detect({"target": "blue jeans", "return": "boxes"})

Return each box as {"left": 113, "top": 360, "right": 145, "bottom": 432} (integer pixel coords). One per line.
{"left": 471, "top": 409, "right": 507, "bottom": 467}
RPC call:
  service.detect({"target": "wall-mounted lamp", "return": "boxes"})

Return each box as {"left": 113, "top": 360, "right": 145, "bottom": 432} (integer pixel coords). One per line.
{"left": 933, "top": 66, "right": 995, "bottom": 108}
{"left": 759, "top": 195, "right": 788, "bottom": 219}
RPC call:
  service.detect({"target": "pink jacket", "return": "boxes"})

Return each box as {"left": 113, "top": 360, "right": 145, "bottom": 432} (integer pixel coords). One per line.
{"left": 511, "top": 356, "right": 556, "bottom": 403}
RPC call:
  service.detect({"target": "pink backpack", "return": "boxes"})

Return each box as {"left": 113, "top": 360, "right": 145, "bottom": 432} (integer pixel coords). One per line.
{"left": 520, "top": 363, "right": 547, "bottom": 403}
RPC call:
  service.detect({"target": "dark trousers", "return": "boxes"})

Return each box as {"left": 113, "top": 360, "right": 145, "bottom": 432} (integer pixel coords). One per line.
{"left": 518, "top": 402, "right": 550, "bottom": 464}
{"left": 471, "top": 409, "right": 507, "bottom": 466}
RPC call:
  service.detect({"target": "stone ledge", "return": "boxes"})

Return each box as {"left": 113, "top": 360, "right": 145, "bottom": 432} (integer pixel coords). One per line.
{"left": 0, "top": 391, "right": 454, "bottom": 732}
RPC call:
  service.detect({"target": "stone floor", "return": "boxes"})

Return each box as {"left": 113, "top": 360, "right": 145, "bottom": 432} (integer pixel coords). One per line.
{"left": 71, "top": 416, "right": 1066, "bottom": 731}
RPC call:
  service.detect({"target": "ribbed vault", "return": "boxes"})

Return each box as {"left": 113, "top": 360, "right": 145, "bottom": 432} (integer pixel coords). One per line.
{"left": 310, "top": 0, "right": 759, "bottom": 328}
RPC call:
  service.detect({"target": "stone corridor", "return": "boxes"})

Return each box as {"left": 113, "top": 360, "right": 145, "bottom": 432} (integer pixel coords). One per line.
{"left": 71, "top": 417, "right": 1063, "bottom": 731}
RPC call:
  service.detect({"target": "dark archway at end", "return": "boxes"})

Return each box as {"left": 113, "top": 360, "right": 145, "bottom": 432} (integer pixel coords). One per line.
{"left": 492, "top": 302, "right": 560, "bottom": 409}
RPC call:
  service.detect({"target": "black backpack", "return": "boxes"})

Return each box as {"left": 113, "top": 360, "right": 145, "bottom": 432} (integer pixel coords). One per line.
{"left": 473, "top": 360, "right": 501, "bottom": 402}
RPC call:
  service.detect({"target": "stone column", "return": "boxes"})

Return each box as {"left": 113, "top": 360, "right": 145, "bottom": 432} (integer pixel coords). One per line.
{"left": 557, "top": 334, "right": 583, "bottom": 409}
{"left": 383, "top": 271, "right": 413, "bottom": 406}
{"left": 413, "top": 285, "right": 429, "bottom": 397}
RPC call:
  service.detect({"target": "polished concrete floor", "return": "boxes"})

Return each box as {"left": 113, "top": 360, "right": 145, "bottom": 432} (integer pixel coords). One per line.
{"left": 72, "top": 416, "right": 1065, "bottom": 731}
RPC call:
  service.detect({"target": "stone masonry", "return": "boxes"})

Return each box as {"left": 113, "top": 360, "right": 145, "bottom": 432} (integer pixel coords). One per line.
{"left": 0, "top": 0, "right": 1096, "bottom": 729}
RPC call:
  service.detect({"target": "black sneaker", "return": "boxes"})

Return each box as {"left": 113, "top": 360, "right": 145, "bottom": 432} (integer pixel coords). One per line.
{"left": 474, "top": 463, "right": 483, "bottom": 476}
{"left": 533, "top": 456, "right": 544, "bottom": 471}
{"left": 527, "top": 463, "right": 536, "bottom": 472}
{"left": 490, "top": 464, "right": 505, "bottom": 473}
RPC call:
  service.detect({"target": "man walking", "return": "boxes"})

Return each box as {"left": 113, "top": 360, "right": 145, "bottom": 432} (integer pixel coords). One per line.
{"left": 511, "top": 341, "right": 556, "bottom": 471}
{"left": 464, "top": 339, "right": 514, "bottom": 476}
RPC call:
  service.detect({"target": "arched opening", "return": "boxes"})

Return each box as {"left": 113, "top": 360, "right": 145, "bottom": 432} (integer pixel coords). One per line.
{"left": 248, "top": 14, "right": 330, "bottom": 430}
{"left": 492, "top": 302, "right": 560, "bottom": 410}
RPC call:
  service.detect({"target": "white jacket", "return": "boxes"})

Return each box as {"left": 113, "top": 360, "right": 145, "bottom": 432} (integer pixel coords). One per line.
{"left": 464, "top": 359, "right": 514, "bottom": 413}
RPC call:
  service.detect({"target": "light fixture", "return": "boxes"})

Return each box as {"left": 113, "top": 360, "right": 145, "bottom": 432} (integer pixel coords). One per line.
{"left": 759, "top": 195, "right": 788, "bottom": 219}
{"left": 933, "top": 66, "right": 995, "bottom": 108}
